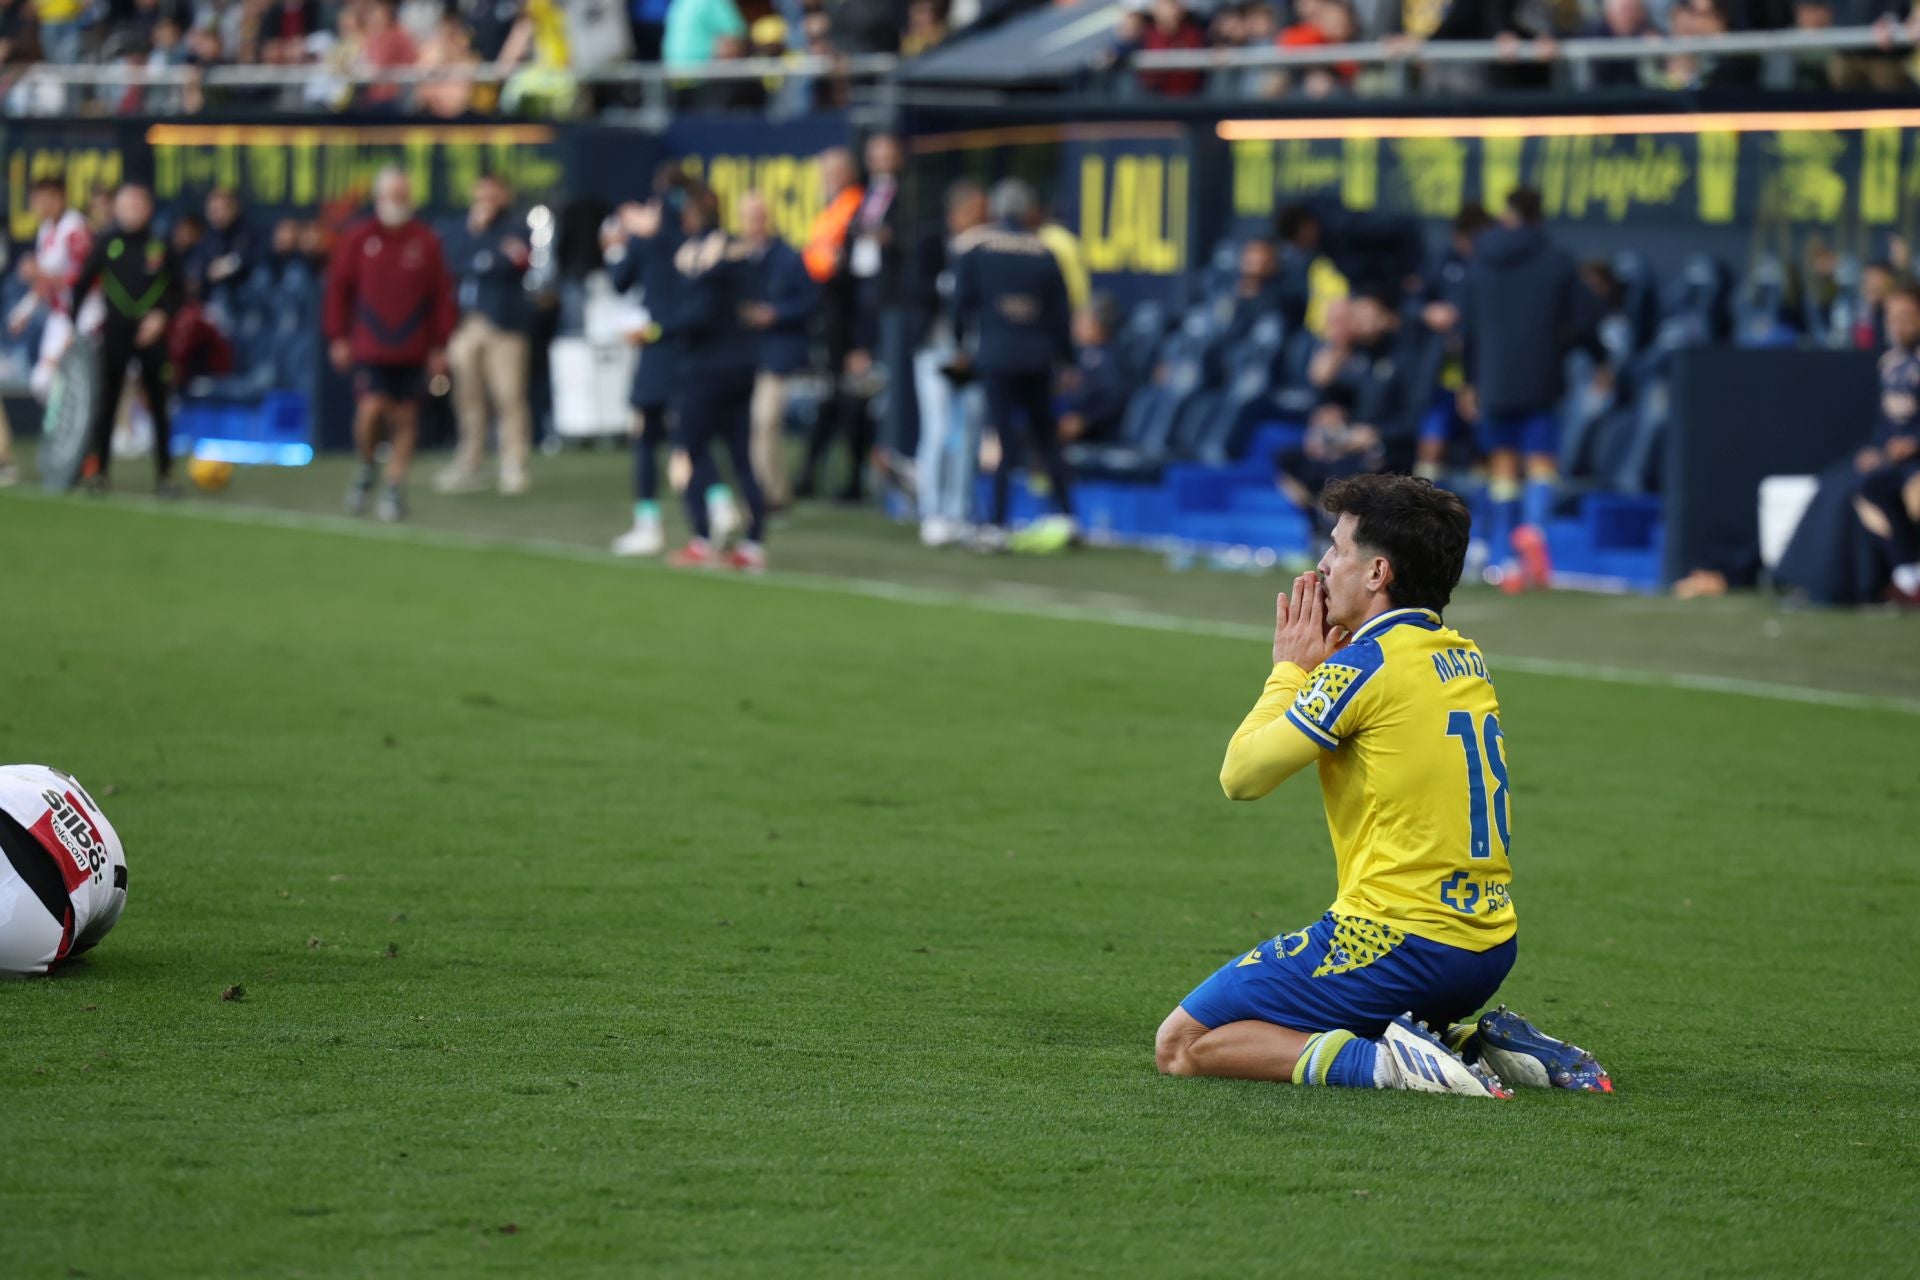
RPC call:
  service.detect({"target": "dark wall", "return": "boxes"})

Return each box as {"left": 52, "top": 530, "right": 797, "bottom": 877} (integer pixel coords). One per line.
{"left": 1666, "top": 347, "right": 1880, "bottom": 586}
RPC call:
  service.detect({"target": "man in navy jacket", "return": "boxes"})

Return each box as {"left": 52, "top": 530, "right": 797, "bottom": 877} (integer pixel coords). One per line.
{"left": 438, "top": 174, "right": 535, "bottom": 495}
{"left": 952, "top": 179, "right": 1076, "bottom": 546}
{"left": 1465, "top": 187, "right": 1602, "bottom": 590}
{"left": 739, "top": 190, "right": 816, "bottom": 512}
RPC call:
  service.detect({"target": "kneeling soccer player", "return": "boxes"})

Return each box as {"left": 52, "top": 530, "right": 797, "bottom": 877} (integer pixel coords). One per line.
{"left": 1155, "top": 475, "right": 1610, "bottom": 1097}
{"left": 0, "top": 764, "right": 128, "bottom": 976}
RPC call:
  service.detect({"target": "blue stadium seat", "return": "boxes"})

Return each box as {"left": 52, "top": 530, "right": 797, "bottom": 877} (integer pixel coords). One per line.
{"left": 1659, "top": 253, "right": 1734, "bottom": 344}
{"left": 1117, "top": 300, "right": 1170, "bottom": 385}
{"left": 1609, "top": 251, "right": 1659, "bottom": 352}
{"left": 1735, "top": 256, "right": 1801, "bottom": 348}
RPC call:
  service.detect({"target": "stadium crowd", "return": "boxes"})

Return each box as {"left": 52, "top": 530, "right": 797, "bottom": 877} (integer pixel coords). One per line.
{"left": 11, "top": 0, "right": 1920, "bottom": 117}
{"left": 1113, "top": 0, "right": 1920, "bottom": 98}
{"left": 0, "top": 0, "right": 997, "bottom": 115}
{"left": 5, "top": 121, "right": 1918, "bottom": 598}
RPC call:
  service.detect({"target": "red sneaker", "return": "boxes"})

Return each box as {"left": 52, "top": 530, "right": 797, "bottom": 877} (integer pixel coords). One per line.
{"left": 1511, "top": 524, "right": 1553, "bottom": 591}
{"left": 725, "top": 543, "right": 766, "bottom": 573}
{"left": 667, "top": 540, "right": 717, "bottom": 569}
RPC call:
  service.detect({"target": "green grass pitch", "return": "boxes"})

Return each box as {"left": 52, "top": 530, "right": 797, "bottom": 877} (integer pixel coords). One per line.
{"left": 1, "top": 487, "right": 1915, "bottom": 1277}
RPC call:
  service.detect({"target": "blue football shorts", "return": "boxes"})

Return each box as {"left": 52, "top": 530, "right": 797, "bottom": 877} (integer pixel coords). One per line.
{"left": 1180, "top": 912, "right": 1517, "bottom": 1039}
{"left": 1479, "top": 411, "right": 1558, "bottom": 458}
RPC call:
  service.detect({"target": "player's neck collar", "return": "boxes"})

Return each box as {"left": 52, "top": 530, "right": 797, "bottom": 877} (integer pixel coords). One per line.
{"left": 1351, "top": 607, "right": 1442, "bottom": 641}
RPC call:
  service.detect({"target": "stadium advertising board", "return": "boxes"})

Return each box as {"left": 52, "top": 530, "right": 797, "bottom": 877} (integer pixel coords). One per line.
{"left": 145, "top": 122, "right": 566, "bottom": 223}
{"left": 665, "top": 115, "right": 854, "bottom": 249}
{"left": 908, "top": 123, "right": 1196, "bottom": 305}
{"left": 1219, "top": 110, "right": 1920, "bottom": 256}
{"left": 2, "top": 122, "right": 125, "bottom": 243}
{"left": 0, "top": 119, "right": 568, "bottom": 244}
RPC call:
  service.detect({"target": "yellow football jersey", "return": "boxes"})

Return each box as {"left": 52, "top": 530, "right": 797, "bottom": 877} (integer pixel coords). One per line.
{"left": 1221, "top": 607, "right": 1516, "bottom": 950}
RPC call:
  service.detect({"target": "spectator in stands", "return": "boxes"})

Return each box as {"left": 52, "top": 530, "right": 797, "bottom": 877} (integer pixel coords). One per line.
{"left": 150, "top": 15, "right": 187, "bottom": 66}
{"left": 1277, "top": 288, "right": 1422, "bottom": 514}
{"left": 72, "top": 184, "right": 183, "bottom": 497}
{"left": 1465, "top": 186, "right": 1599, "bottom": 591}
{"left": 1648, "top": 0, "right": 1749, "bottom": 89}
{"left": 914, "top": 177, "right": 988, "bottom": 547}
{"left": 1584, "top": 0, "right": 1660, "bottom": 87}
{"left": 323, "top": 166, "right": 457, "bottom": 522}
{"left": 798, "top": 146, "right": 870, "bottom": 501}
{"left": 35, "top": 0, "right": 87, "bottom": 63}
{"left": 1274, "top": 0, "right": 1361, "bottom": 98}
{"left": 265, "top": 0, "right": 321, "bottom": 60}
{"left": 458, "top": 0, "right": 519, "bottom": 61}
{"left": 417, "top": 11, "right": 482, "bottom": 116}
{"left": 1418, "top": 0, "right": 1560, "bottom": 92}
{"left": 1057, "top": 296, "right": 1129, "bottom": 445}
{"left": 663, "top": 0, "right": 745, "bottom": 67}
{"left": 1853, "top": 257, "right": 1905, "bottom": 351}
{"left": 629, "top": 0, "right": 671, "bottom": 61}
{"left": 1274, "top": 203, "right": 1323, "bottom": 335}
{"left": 264, "top": 217, "right": 320, "bottom": 293}
{"left": 1778, "top": 284, "right": 1920, "bottom": 604}
{"left": 168, "top": 282, "right": 235, "bottom": 384}
{"left": 953, "top": 178, "right": 1077, "bottom": 550}
{"left": 439, "top": 173, "right": 534, "bottom": 496}
{"left": 1834, "top": 0, "right": 1917, "bottom": 90}
{"left": 739, "top": 188, "right": 817, "bottom": 512}
{"left": 357, "top": 0, "right": 420, "bottom": 106}
{"left": 901, "top": 0, "right": 948, "bottom": 55}
{"left": 194, "top": 188, "right": 256, "bottom": 295}
{"left": 1114, "top": 0, "right": 1208, "bottom": 97}
{"left": 1220, "top": 235, "right": 1282, "bottom": 352}
{"left": 1414, "top": 200, "right": 1493, "bottom": 485}
{"left": 171, "top": 213, "right": 208, "bottom": 287}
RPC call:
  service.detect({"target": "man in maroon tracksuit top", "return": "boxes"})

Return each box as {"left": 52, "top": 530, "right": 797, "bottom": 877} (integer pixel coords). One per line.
{"left": 324, "top": 167, "right": 457, "bottom": 521}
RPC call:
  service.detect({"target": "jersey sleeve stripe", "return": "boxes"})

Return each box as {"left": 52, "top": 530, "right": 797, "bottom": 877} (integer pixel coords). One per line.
{"left": 1285, "top": 707, "right": 1339, "bottom": 750}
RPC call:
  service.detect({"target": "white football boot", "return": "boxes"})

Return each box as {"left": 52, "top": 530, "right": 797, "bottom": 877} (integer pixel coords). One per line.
{"left": 1379, "top": 1014, "right": 1512, "bottom": 1099}
{"left": 611, "top": 514, "right": 665, "bottom": 557}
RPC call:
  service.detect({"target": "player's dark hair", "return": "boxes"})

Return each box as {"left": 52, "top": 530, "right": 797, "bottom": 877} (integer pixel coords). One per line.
{"left": 1322, "top": 474, "right": 1471, "bottom": 613}
{"left": 1889, "top": 282, "right": 1920, "bottom": 309}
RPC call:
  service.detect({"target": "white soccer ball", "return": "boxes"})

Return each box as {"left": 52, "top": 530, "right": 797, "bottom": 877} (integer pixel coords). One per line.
{"left": 0, "top": 764, "right": 128, "bottom": 976}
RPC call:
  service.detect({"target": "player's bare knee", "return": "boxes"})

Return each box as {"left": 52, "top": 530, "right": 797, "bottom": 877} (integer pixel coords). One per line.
{"left": 1155, "top": 1014, "right": 1201, "bottom": 1075}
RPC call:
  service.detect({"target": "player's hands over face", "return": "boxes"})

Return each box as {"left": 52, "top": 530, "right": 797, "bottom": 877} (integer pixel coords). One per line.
{"left": 330, "top": 338, "right": 352, "bottom": 372}
{"left": 1272, "top": 572, "right": 1349, "bottom": 671}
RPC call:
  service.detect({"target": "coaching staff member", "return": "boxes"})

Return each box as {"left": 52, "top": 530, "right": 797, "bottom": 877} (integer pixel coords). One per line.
{"left": 952, "top": 179, "right": 1076, "bottom": 549}
{"left": 72, "top": 183, "right": 183, "bottom": 497}
{"left": 324, "top": 166, "right": 457, "bottom": 523}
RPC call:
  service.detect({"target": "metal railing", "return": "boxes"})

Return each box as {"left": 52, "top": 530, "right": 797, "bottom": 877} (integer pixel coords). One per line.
{"left": 1127, "top": 23, "right": 1920, "bottom": 94}
{"left": 3, "top": 53, "right": 901, "bottom": 120}
{"left": 5, "top": 23, "right": 1918, "bottom": 115}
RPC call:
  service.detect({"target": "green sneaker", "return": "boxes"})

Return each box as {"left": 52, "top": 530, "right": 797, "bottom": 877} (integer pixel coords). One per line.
{"left": 1010, "top": 516, "right": 1078, "bottom": 555}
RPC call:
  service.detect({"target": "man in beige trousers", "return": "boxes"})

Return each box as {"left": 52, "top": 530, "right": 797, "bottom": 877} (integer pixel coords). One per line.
{"left": 437, "top": 174, "right": 535, "bottom": 495}
{"left": 738, "top": 191, "right": 817, "bottom": 511}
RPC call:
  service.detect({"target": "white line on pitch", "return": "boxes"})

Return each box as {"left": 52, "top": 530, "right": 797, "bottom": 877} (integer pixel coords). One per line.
{"left": 6, "top": 489, "right": 1916, "bottom": 717}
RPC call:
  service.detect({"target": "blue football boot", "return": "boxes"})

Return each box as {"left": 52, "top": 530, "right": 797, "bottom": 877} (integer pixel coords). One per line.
{"left": 1462, "top": 1006, "right": 1613, "bottom": 1093}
